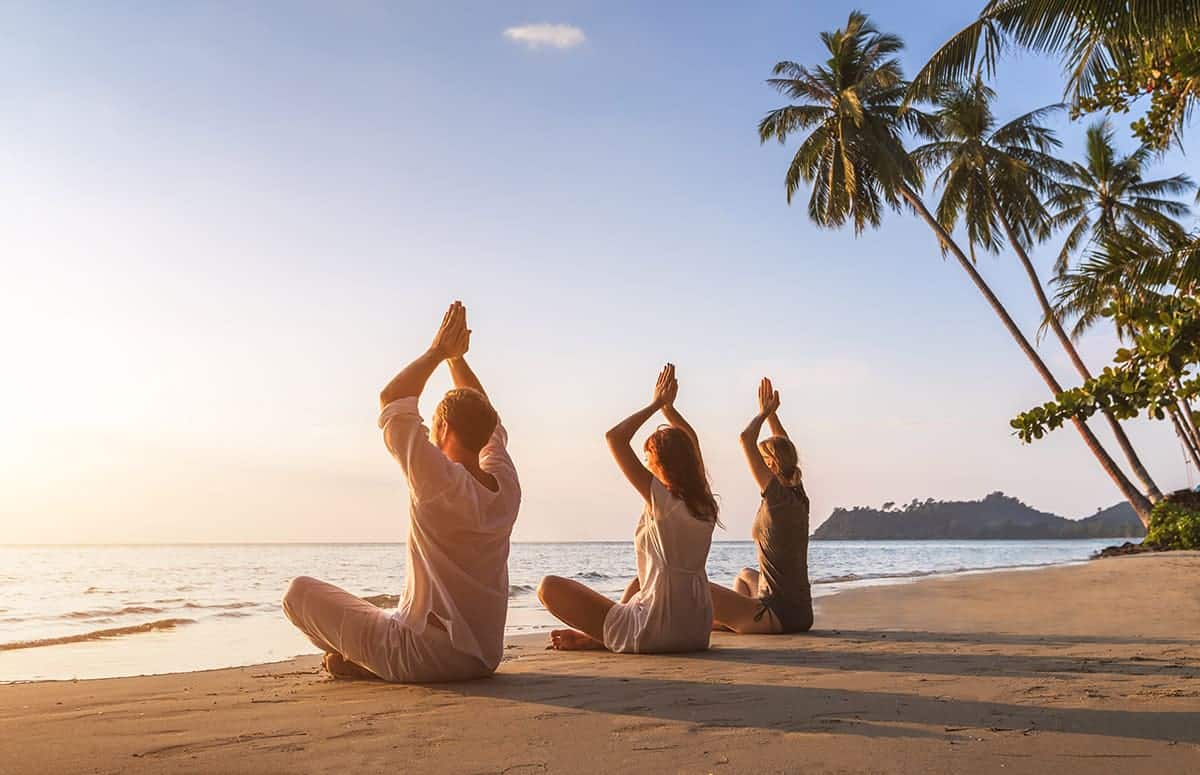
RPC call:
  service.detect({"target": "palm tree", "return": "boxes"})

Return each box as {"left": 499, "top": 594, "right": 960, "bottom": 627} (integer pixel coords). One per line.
{"left": 1050, "top": 127, "right": 1199, "bottom": 472}
{"left": 1049, "top": 121, "right": 1196, "bottom": 276}
{"left": 906, "top": 1, "right": 1200, "bottom": 110}
{"left": 1052, "top": 236, "right": 1176, "bottom": 340}
{"left": 912, "top": 78, "right": 1167, "bottom": 502}
{"left": 758, "top": 12, "right": 920, "bottom": 232}
{"left": 760, "top": 11, "right": 1155, "bottom": 524}
{"left": 1054, "top": 235, "right": 1200, "bottom": 465}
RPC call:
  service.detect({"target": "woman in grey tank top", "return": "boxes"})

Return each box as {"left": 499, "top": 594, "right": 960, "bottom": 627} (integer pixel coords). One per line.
{"left": 709, "top": 378, "right": 814, "bottom": 634}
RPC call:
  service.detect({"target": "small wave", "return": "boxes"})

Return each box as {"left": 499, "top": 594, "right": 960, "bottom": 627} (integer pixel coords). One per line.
{"left": 813, "top": 568, "right": 962, "bottom": 585}
{"left": 815, "top": 574, "right": 862, "bottom": 584}
{"left": 811, "top": 562, "right": 1069, "bottom": 586}
{"left": 183, "top": 602, "right": 259, "bottom": 611}
{"left": 83, "top": 587, "right": 128, "bottom": 595}
{"left": 152, "top": 598, "right": 186, "bottom": 604}
{"left": 0, "top": 618, "right": 196, "bottom": 652}
{"left": 573, "top": 571, "right": 611, "bottom": 580}
{"left": 214, "top": 611, "right": 253, "bottom": 618}
{"left": 65, "top": 606, "right": 165, "bottom": 619}
{"left": 508, "top": 584, "right": 535, "bottom": 598}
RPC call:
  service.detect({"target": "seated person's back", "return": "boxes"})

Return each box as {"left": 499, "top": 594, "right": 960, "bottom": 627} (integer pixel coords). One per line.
{"left": 382, "top": 394, "right": 520, "bottom": 671}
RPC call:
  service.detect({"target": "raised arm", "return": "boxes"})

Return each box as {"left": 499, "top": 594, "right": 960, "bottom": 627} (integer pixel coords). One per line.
{"left": 766, "top": 381, "right": 790, "bottom": 439}
{"left": 605, "top": 364, "right": 676, "bottom": 504}
{"left": 379, "top": 301, "right": 468, "bottom": 408}
{"left": 447, "top": 357, "right": 486, "bottom": 399}
{"left": 739, "top": 378, "right": 781, "bottom": 492}
{"left": 661, "top": 372, "right": 703, "bottom": 468}
{"left": 441, "top": 303, "right": 489, "bottom": 399}
{"left": 376, "top": 302, "right": 470, "bottom": 500}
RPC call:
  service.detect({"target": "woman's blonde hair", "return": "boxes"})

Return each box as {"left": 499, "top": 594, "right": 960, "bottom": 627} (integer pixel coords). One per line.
{"left": 758, "top": 436, "right": 803, "bottom": 487}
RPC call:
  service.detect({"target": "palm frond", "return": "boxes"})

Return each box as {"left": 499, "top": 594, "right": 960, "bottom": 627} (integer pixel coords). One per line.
{"left": 906, "top": 1, "right": 1200, "bottom": 110}
{"left": 758, "top": 105, "right": 831, "bottom": 144}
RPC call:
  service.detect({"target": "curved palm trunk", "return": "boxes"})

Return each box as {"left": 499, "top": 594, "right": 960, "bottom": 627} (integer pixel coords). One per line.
{"left": 993, "top": 208, "right": 1165, "bottom": 502}
{"left": 1178, "top": 397, "right": 1200, "bottom": 453}
{"left": 1174, "top": 399, "right": 1200, "bottom": 452}
{"left": 899, "top": 185, "right": 1154, "bottom": 526}
{"left": 1169, "top": 406, "right": 1200, "bottom": 471}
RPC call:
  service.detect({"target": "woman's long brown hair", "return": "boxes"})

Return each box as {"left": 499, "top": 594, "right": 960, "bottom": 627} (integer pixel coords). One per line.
{"left": 644, "top": 426, "right": 720, "bottom": 524}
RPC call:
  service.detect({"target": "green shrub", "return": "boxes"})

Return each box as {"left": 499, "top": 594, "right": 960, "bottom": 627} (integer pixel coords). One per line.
{"left": 1144, "top": 500, "right": 1200, "bottom": 550}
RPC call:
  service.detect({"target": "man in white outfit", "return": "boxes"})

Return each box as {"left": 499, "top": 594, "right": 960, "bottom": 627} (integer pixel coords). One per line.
{"left": 283, "top": 301, "right": 521, "bottom": 682}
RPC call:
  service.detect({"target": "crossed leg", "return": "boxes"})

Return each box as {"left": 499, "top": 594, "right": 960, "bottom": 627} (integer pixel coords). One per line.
{"left": 733, "top": 567, "right": 760, "bottom": 597}
{"left": 282, "top": 575, "right": 390, "bottom": 680}
{"left": 710, "top": 566, "right": 782, "bottom": 635}
{"left": 537, "top": 575, "right": 618, "bottom": 650}
{"left": 323, "top": 652, "right": 378, "bottom": 680}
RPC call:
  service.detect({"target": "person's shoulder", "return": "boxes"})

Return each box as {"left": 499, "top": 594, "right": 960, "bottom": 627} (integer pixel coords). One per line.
{"left": 648, "top": 477, "right": 676, "bottom": 516}
{"left": 651, "top": 479, "right": 705, "bottom": 523}
{"left": 481, "top": 423, "right": 514, "bottom": 464}
{"left": 651, "top": 477, "right": 683, "bottom": 501}
{"left": 481, "top": 443, "right": 518, "bottom": 484}
{"left": 761, "top": 476, "right": 787, "bottom": 499}
{"left": 378, "top": 396, "right": 422, "bottom": 428}
{"left": 763, "top": 476, "right": 806, "bottom": 503}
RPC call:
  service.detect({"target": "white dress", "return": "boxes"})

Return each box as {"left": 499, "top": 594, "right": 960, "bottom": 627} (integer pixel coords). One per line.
{"left": 602, "top": 478, "right": 715, "bottom": 653}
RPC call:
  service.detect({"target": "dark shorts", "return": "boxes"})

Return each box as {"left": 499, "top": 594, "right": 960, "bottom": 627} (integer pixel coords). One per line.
{"left": 755, "top": 594, "right": 814, "bottom": 634}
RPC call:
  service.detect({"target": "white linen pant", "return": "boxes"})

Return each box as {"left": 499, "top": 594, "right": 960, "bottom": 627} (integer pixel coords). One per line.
{"left": 282, "top": 576, "right": 490, "bottom": 683}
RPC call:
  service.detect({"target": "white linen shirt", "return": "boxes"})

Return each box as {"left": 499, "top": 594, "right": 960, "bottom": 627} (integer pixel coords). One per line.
{"left": 378, "top": 397, "right": 521, "bottom": 671}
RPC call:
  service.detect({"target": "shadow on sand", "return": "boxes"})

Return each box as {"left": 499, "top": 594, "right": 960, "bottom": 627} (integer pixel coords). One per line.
{"left": 431, "top": 669, "right": 1200, "bottom": 744}
{"left": 394, "top": 628, "right": 1200, "bottom": 744}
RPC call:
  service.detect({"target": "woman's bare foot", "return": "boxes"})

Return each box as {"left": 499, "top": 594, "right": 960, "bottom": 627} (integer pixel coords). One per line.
{"left": 322, "top": 652, "right": 379, "bottom": 680}
{"left": 548, "top": 628, "right": 605, "bottom": 651}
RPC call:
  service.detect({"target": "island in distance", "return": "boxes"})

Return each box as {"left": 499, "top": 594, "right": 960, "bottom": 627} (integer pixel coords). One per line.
{"left": 813, "top": 492, "right": 1145, "bottom": 540}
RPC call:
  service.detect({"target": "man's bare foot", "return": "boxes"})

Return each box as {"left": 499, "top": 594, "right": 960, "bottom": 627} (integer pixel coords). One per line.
{"left": 711, "top": 622, "right": 734, "bottom": 632}
{"left": 548, "top": 629, "right": 605, "bottom": 651}
{"left": 322, "top": 652, "right": 379, "bottom": 680}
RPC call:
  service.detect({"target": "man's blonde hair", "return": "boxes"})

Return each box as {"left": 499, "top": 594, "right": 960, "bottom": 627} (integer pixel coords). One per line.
{"left": 434, "top": 388, "right": 497, "bottom": 453}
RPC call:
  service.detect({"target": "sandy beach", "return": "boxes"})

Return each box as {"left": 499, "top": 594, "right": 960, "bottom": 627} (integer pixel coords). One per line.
{"left": 3, "top": 552, "right": 1198, "bottom": 775}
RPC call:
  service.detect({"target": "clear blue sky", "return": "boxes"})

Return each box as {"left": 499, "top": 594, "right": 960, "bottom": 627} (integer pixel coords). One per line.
{"left": 1, "top": 1, "right": 1195, "bottom": 542}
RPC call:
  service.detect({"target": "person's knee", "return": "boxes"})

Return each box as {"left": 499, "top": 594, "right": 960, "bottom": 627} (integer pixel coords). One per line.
{"left": 282, "top": 575, "right": 317, "bottom": 613}
{"left": 537, "top": 576, "right": 564, "bottom": 608}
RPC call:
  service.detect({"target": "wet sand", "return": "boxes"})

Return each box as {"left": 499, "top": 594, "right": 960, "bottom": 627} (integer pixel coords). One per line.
{"left": 2, "top": 552, "right": 1198, "bottom": 774}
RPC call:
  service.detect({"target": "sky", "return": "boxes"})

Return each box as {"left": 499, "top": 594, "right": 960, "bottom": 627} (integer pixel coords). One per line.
{"left": 1, "top": 1, "right": 1196, "bottom": 543}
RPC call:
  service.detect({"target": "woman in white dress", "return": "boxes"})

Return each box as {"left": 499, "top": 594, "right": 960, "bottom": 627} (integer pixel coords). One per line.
{"left": 537, "top": 364, "right": 718, "bottom": 652}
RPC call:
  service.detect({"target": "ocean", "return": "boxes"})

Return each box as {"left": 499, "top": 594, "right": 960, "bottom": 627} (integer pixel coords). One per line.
{"left": 0, "top": 539, "right": 1123, "bottom": 682}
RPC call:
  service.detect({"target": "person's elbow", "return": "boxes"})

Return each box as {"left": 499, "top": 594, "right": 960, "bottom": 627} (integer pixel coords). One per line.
{"left": 379, "top": 388, "right": 406, "bottom": 410}
{"left": 381, "top": 386, "right": 416, "bottom": 406}
{"left": 604, "top": 427, "right": 625, "bottom": 451}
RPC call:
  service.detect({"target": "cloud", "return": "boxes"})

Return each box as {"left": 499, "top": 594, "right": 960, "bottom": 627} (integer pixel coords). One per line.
{"left": 503, "top": 23, "right": 586, "bottom": 50}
